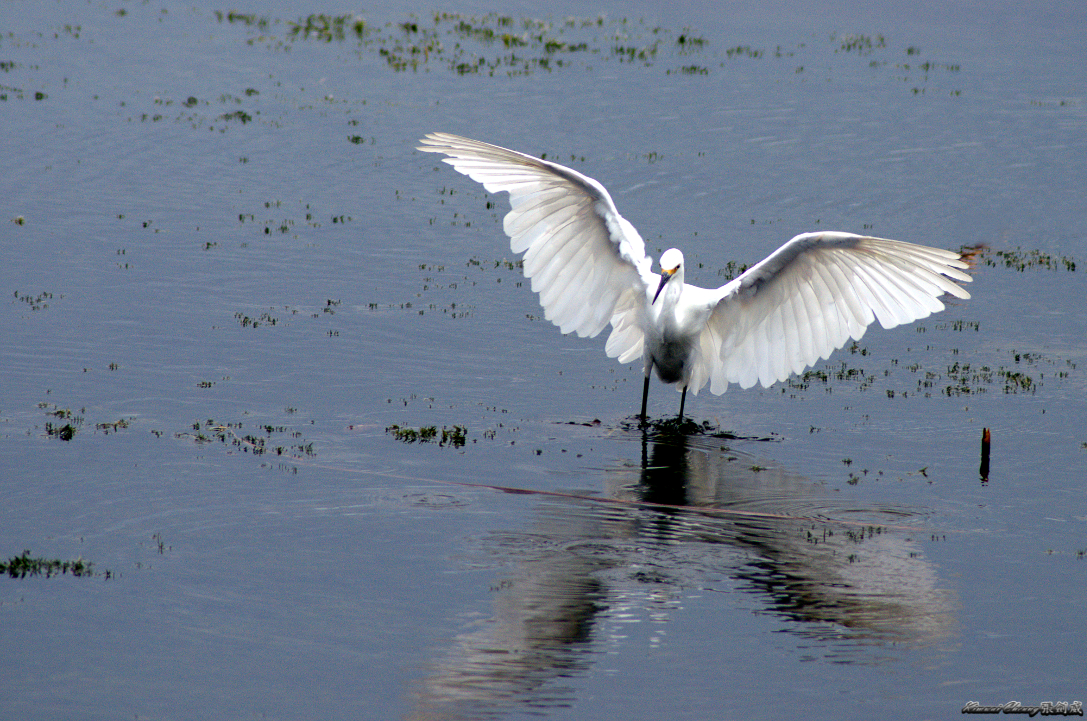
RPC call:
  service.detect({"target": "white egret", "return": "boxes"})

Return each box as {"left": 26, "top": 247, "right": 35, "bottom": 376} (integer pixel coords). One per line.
{"left": 418, "top": 133, "right": 972, "bottom": 422}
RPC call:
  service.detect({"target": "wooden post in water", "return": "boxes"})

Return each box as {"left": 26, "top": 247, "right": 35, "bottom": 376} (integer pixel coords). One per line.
{"left": 979, "top": 427, "right": 991, "bottom": 482}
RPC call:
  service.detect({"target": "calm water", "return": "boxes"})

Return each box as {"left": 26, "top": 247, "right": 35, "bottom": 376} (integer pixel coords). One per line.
{"left": 2, "top": 1, "right": 1085, "bottom": 719}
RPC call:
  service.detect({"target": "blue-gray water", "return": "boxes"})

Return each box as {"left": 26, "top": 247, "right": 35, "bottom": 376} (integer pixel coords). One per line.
{"left": 2, "top": 1, "right": 1085, "bottom": 719}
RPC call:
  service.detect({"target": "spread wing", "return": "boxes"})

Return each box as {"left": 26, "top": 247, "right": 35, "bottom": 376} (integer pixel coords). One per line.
{"left": 687, "top": 232, "right": 973, "bottom": 394}
{"left": 417, "top": 132, "right": 657, "bottom": 363}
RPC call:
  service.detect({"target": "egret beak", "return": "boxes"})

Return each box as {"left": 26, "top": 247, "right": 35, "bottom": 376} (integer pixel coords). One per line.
{"left": 653, "top": 268, "right": 676, "bottom": 304}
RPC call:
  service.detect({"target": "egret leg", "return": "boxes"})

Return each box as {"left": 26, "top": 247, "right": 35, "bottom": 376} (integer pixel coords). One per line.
{"left": 640, "top": 376, "right": 650, "bottom": 423}
{"left": 678, "top": 386, "right": 687, "bottom": 421}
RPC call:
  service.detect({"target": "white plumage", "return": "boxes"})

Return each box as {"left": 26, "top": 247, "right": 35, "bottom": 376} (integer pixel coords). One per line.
{"left": 418, "top": 132, "right": 972, "bottom": 420}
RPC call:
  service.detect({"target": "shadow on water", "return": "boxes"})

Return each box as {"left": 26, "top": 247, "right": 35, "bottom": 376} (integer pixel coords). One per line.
{"left": 408, "top": 428, "right": 955, "bottom": 719}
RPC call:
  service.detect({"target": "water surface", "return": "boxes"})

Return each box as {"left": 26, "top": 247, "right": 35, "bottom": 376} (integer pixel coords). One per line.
{"left": 2, "top": 1, "right": 1085, "bottom": 719}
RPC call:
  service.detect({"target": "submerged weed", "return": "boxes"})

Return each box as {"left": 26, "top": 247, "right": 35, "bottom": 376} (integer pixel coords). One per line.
{"left": 835, "top": 33, "right": 887, "bottom": 55}
{"left": 386, "top": 424, "right": 467, "bottom": 447}
{"left": 214, "top": 10, "right": 272, "bottom": 30}
{"left": 45, "top": 421, "right": 78, "bottom": 441}
{"left": 13, "top": 289, "right": 57, "bottom": 311}
{"left": 95, "top": 418, "right": 131, "bottom": 434}
{"left": 40, "top": 404, "right": 84, "bottom": 441}
{"left": 35, "top": 403, "right": 135, "bottom": 440}
{"left": 176, "top": 418, "right": 316, "bottom": 462}
{"left": 716, "top": 260, "right": 751, "bottom": 281}
{"left": 1, "top": 550, "right": 99, "bottom": 579}
{"left": 287, "top": 13, "right": 367, "bottom": 42}
{"left": 219, "top": 109, "right": 252, "bottom": 124}
{"left": 724, "top": 44, "right": 762, "bottom": 59}
{"left": 978, "top": 246, "right": 1076, "bottom": 272}
{"left": 235, "top": 310, "right": 279, "bottom": 328}
{"left": 209, "top": 8, "right": 958, "bottom": 93}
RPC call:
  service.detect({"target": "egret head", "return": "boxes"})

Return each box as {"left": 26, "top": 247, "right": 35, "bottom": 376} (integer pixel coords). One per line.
{"left": 653, "top": 248, "right": 684, "bottom": 303}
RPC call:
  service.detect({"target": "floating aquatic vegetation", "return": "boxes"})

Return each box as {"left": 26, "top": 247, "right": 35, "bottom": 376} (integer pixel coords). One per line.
{"left": 176, "top": 418, "right": 317, "bottom": 460}
{"left": 40, "top": 404, "right": 83, "bottom": 441}
{"left": 724, "top": 44, "right": 762, "bottom": 59}
{"left": 219, "top": 109, "right": 252, "bottom": 124}
{"left": 287, "top": 13, "right": 367, "bottom": 42}
{"left": 978, "top": 246, "right": 1076, "bottom": 272}
{"left": 228, "top": 298, "right": 346, "bottom": 334}
{"left": 716, "top": 261, "right": 752, "bottom": 281}
{"left": 778, "top": 340, "right": 1074, "bottom": 400}
{"left": 676, "top": 33, "right": 707, "bottom": 51}
{"left": 1, "top": 550, "right": 100, "bottom": 579}
{"left": 1029, "top": 98, "right": 1075, "bottom": 108}
{"left": 213, "top": 10, "right": 272, "bottom": 31}
{"left": 219, "top": 10, "right": 708, "bottom": 76}
{"left": 12, "top": 289, "right": 57, "bottom": 311}
{"left": 930, "top": 353, "right": 1074, "bottom": 396}
{"left": 835, "top": 33, "right": 887, "bottom": 55}
{"left": 119, "top": 91, "right": 261, "bottom": 131}
{"left": 933, "top": 320, "right": 980, "bottom": 332}
{"left": 917, "top": 60, "right": 960, "bottom": 72}
{"left": 386, "top": 424, "right": 467, "bottom": 447}
{"left": 207, "top": 8, "right": 965, "bottom": 93}
{"left": 45, "top": 420, "right": 78, "bottom": 441}
{"left": 234, "top": 199, "right": 352, "bottom": 238}
{"left": 671, "top": 65, "right": 708, "bottom": 75}
{"left": 95, "top": 418, "right": 131, "bottom": 434}
{"left": 904, "top": 350, "right": 1073, "bottom": 397}
{"left": 35, "top": 402, "right": 136, "bottom": 440}
{"left": 235, "top": 310, "right": 280, "bottom": 328}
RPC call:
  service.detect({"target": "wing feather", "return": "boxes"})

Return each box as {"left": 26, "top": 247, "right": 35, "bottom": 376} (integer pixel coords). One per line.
{"left": 418, "top": 132, "right": 655, "bottom": 343}
{"left": 689, "top": 232, "right": 971, "bottom": 393}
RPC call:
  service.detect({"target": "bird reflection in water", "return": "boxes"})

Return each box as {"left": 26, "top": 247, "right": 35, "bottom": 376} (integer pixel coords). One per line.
{"left": 408, "top": 431, "right": 954, "bottom": 719}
